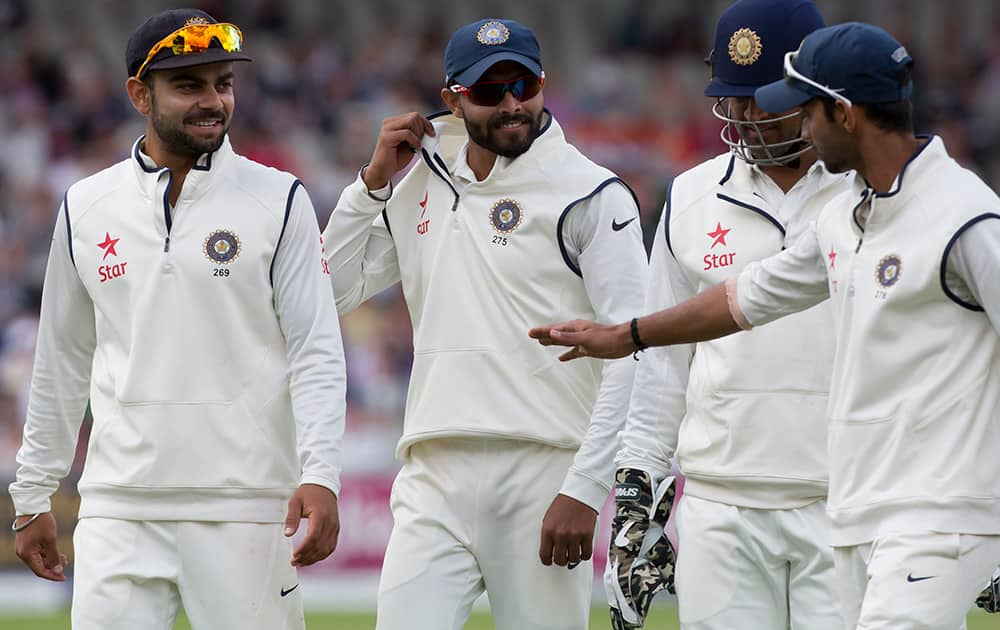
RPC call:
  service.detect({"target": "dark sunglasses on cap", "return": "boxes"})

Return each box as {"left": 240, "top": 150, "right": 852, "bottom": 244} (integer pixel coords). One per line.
{"left": 449, "top": 72, "right": 545, "bottom": 107}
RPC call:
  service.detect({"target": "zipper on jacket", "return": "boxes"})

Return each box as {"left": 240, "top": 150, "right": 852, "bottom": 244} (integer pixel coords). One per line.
{"left": 421, "top": 148, "right": 460, "bottom": 212}
{"left": 161, "top": 170, "right": 174, "bottom": 252}
{"left": 851, "top": 190, "right": 871, "bottom": 254}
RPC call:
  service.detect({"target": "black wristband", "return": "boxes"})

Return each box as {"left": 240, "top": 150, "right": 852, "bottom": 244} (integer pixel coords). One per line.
{"left": 630, "top": 317, "right": 647, "bottom": 360}
{"left": 360, "top": 164, "right": 393, "bottom": 202}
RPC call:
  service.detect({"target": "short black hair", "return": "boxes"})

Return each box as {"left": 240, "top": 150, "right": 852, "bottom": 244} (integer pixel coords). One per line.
{"left": 820, "top": 97, "right": 913, "bottom": 133}
{"left": 819, "top": 63, "right": 914, "bottom": 133}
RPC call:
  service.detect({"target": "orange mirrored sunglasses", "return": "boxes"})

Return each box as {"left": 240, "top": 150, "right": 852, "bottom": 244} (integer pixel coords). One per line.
{"left": 135, "top": 22, "right": 244, "bottom": 79}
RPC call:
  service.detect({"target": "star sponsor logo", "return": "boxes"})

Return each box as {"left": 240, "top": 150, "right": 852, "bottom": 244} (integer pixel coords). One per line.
{"left": 417, "top": 191, "right": 430, "bottom": 235}
{"left": 828, "top": 247, "right": 837, "bottom": 270}
{"left": 706, "top": 222, "right": 731, "bottom": 248}
{"left": 98, "top": 232, "right": 120, "bottom": 260}
{"left": 703, "top": 222, "right": 735, "bottom": 270}
{"left": 319, "top": 236, "right": 330, "bottom": 275}
{"left": 97, "top": 232, "right": 127, "bottom": 283}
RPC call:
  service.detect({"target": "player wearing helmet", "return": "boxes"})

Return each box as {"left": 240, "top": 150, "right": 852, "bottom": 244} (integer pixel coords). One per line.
{"left": 600, "top": 1, "right": 848, "bottom": 628}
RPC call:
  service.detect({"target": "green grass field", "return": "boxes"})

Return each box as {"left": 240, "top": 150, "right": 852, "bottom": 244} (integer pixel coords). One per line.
{"left": 0, "top": 607, "right": 995, "bottom": 629}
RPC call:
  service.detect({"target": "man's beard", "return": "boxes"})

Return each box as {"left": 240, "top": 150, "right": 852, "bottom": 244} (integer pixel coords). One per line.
{"left": 465, "top": 111, "right": 542, "bottom": 158}
{"left": 150, "top": 94, "right": 229, "bottom": 157}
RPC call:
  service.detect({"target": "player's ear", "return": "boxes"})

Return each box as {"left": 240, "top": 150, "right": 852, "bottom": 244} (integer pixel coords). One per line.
{"left": 441, "top": 88, "right": 464, "bottom": 119}
{"left": 840, "top": 101, "right": 857, "bottom": 134}
{"left": 126, "top": 76, "right": 153, "bottom": 116}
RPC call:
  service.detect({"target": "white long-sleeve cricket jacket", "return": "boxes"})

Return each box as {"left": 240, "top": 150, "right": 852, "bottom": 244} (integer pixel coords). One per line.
{"left": 617, "top": 152, "right": 851, "bottom": 509}
{"left": 324, "top": 112, "right": 648, "bottom": 510}
{"left": 9, "top": 136, "right": 347, "bottom": 523}
{"left": 737, "top": 136, "right": 1000, "bottom": 545}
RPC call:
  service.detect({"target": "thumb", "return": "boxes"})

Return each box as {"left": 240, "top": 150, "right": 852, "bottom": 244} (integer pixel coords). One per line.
{"left": 40, "top": 539, "right": 64, "bottom": 575}
{"left": 284, "top": 495, "right": 303, "bottom": 537}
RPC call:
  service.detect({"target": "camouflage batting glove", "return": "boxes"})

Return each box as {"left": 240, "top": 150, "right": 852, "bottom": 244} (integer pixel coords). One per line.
{"left": 977, "top": 568, "right": 1000, "bottom": 613}
{"left": 605, "top": 468, "right": 677, "bottom": 630}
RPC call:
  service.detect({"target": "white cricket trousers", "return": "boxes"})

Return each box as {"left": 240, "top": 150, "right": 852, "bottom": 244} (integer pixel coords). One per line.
{"left": 674, "top": 494, "right": 842, "bottom": 630}
{"left": 71, "top": 518, "right": 304, "bottom": 630}
{"left": 375, "top": 437, "right": 593, "bottom": 630}
{"left": 834, "top": 532, "right": 1000, "bottom": 629}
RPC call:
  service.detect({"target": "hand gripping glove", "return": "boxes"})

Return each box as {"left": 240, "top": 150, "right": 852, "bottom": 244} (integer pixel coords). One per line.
{"left": 976, "top": 568, "right": 1000, "bottom": 613}
{"left": 605, "top": 468, "right": 677, "bottom": 630}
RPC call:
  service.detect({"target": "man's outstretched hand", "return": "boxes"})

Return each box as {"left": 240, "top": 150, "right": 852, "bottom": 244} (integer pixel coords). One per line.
{"left": 529, "top": 320, "right": 633, "bottom": 361}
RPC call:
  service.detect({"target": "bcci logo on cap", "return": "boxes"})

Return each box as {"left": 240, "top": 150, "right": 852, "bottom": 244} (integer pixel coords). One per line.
{"left": 477, "top": 21, "right": 510, "bottom": 46}
{"left": 184, "top": 16, "right": 210, "bottom": 26}
{"left": 729, "top": 27, "right": 762, "bottom": 66}
{"left": 875, "top": 254, "right": 902, "bottom": 288}
{"left": 204, "top": 229, "right": 241, "bottom": 264}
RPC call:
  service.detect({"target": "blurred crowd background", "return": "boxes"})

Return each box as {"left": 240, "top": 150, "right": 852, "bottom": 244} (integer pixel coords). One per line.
{"left": 2, "top": 0, "right": 1000, "bottom": 487}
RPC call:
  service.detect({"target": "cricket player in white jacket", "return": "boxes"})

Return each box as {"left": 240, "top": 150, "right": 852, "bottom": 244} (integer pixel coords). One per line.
{"left": 532, "top": 22, "right": 1000, "bottom": 630}
{"left": 323, "top": 18, "right": 648, "bottom": 630}
{"left": 8, "top": 9, "right": 346, "bottom": 630}
{"left": 605, "top": 1, "right": 846, "bottom": 629}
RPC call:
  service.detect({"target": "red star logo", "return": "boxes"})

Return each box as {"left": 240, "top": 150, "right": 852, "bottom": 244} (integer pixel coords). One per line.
{"left": 98, "top": 232, "right": 120, "bottom": 260}
{"left": 706, "top": 222, "right": 731, "bottom": 249}
{"left": 419, "top": 191, "right": 428, "bottom": 218}
{"left": 828, "top": 247, "right": 837, "bottom": 270}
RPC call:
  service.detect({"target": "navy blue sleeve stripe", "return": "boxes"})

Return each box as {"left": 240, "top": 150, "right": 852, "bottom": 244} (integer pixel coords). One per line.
{"left": 662, "top": 179, "right": 675, "bottom": 258}
{"left": 716, "top": 193, "right": 786, "bottom": 239}
{"left": 63, "top": 191, "right": 75, "bottom": 267}
{"left": 270, "top": 179, "right": 302, "bottom": 286}
{"left": 382, "top": 209, "right": 393, "bottom": 238}
{"left": 557, "top": 177, "right": 639, "bottom": 278}
{"left": 939, "top": 212, "right": 1000, "bottom": 311}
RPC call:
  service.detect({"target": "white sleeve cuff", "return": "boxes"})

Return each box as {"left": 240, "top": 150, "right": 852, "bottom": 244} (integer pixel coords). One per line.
{"left": 358, "top": 165, "right": 393, "bottom": 201}
{"left": 300, "top": 475, "right": 340, "bottom": 499}
{"left": 726, "top": 276, "right": 753, "bottom": 331}
{"left": 559, "top": 469, "right": 611, "bottom": 513}
{"left": 10, "top": 493, "right": 52, "bottom": 517}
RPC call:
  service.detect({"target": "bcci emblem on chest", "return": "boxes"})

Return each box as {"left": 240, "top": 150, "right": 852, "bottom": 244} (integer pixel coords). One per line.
{"left": 875, "top": 254, "right": 902, "bottom": 288}
{"left": 204, "top": 229, "right": 241, "bottom": 264}
{"left": 489, "top": 199, "right": 524, "bottom": 234}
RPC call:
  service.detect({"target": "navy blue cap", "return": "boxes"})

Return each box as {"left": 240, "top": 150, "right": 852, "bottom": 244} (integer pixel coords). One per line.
{"left": 444, "top": 19, "right": 541, "bottom": 86}
{"left": 755, "top": 22, "right": 914, "bottom": 112}
{"left": 126, "top": 8, "right": 251, "bottom": 79}
{"left": 705, "top": 0, "right": 825, "bottom": 97}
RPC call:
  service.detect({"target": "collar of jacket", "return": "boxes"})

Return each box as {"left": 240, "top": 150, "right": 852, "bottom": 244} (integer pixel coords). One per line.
{"left": 419, "top": 108, "right": 558, "bottom": 183}
{"left": 129, "top": 134, "right": 233, "bottom": 201}
{"left": 867, "top": 134, "right": 938, "bottom": 201}
{"left": 720, "top": 147, "right": 853, "bottom": 204}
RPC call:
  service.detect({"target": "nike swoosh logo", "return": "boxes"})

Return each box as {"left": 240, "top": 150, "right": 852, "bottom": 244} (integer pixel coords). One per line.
{"left": 614, "top": 520, "right": 635, "bottom": 547}
{"left": 612, "top": 217, "right": 636, "bottom": 232}
{"left": 280, "top": 584, "right": 299, "bottom": 597}
{"left": 906, "top": 573, "right": 935, "bottom": 583}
